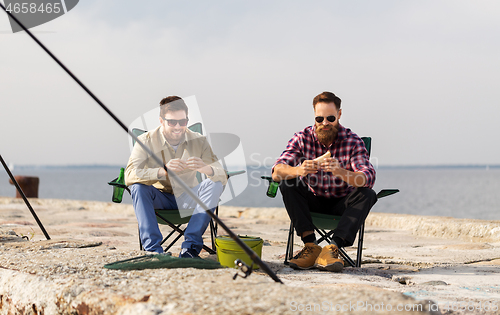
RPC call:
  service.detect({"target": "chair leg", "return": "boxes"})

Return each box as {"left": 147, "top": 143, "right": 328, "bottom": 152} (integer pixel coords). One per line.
{"left": 316, "top": 227, "right": 357, "bottom": 267}
{"left": 356, "top": 223, "right": 365, "bottom": 268}
{"left": 138, "top": 226, "right": 144, "bottom": 251}
{"left": 208, "top": 206, "right": 219, "bottom": 254}
{"left": 338, "top": 248, "right": 356, "bottom": 267}
{"left": 161, "top": 225, "right": 181, "bottom": 246}
{"left": 209, "top": 220, "right": 216, "bottom": 252}
{"left": 214, "top": 206, "right": 219, "bottom": 236}
{"left": 164, "top": 230, "right": 184, "bottom": 252}
{"left": 154, "top": 211, "right": 217, "bottom": 255}
{"left": 160, "top": 224, "right": 216, "bottom": 254}
{"left": 284, "top": 221, "right": 294, "bottom": 265}
{"left": 202, "top": 244, "right": 216, "bottom": 254}
{"left": 315, "top": 228, "right": 334, "bottom": 245}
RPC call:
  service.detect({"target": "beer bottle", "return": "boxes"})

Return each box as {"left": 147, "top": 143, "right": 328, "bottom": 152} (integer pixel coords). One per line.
{"left": 112, "top": 168, "right": 125, "bottom": 203}
{"left": 261, "top": 176, "right": 279, "bottom": 198}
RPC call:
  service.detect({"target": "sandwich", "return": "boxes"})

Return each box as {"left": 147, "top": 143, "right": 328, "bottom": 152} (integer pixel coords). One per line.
{"left": 313, "top": 151, "right": 331, "bottom": 164}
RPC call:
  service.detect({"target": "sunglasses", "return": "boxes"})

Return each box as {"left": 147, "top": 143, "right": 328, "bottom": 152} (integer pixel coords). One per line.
{"left": 164, "top": 118, "right": 189, "bottom": 127}
{"left": 315, "top": 115, "right": 336, "bottom": 123}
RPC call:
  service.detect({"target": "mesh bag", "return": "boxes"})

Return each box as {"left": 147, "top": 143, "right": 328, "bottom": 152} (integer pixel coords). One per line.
{"left": 104, "top": 254, "right": 223, "bottom": 270}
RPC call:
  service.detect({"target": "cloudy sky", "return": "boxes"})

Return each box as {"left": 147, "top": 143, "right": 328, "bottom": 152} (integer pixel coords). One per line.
{"left": 1, "top": 0, "right": 499, "bottom": 168}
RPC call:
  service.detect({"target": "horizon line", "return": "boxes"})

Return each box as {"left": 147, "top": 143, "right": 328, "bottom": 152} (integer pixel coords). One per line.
{"left": 5, "top": 163, "right": 500, "bottom": 169}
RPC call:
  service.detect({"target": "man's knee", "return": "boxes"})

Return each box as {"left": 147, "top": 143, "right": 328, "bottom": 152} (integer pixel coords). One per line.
{"left": 199, "top": 180, "right": 224, "bottom": 209}
{"left": 359, "top": 187, "right": 377, "bottom": 198}
{"left": 278, "top": 178, "right": 302, "bottom": 194}
{"left": 212, "top": 181, "right": 224, "bottom": 194}
{"left": 130, "top": 183, "right": 151, "bottom": 198}
{"left": 200, "top": 179, "right": 223, "bottom": 194}
{"left": 357, "top": 187, "right": 378, "bottom": 205}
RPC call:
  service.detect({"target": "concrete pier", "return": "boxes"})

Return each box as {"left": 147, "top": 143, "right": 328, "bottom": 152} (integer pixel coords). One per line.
{"left": 1, "top": 197, "right": 499, "bottom": 314}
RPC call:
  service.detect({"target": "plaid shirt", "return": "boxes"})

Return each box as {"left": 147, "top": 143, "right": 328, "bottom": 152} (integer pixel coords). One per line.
{"left": 273, "top": 124, "right": 376, "bottom": 198}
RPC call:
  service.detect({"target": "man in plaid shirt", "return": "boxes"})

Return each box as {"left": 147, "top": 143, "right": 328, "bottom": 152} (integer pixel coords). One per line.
{"left": 272, "top": 91, "right": 377, "bottom": 272}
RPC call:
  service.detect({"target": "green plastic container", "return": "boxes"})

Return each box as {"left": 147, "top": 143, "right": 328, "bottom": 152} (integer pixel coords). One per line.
{"left": 215, "top": 235, "right": 263, "bottom": 269}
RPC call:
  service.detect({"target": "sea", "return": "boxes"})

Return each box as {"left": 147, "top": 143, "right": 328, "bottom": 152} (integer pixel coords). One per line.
{"left": 1, "top": 165, "right": 499, "bottom": 221}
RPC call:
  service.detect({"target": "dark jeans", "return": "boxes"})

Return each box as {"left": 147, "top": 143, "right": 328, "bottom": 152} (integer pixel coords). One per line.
{"left": 279, "top": 179, "right": 377, "bottom": 247}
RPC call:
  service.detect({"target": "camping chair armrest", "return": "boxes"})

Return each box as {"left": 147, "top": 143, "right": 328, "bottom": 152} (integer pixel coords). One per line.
{"left": 376, "top": 189, "right": 399, "bottom": 199}
{"left": 226, "top": 170, "right": 246, "bottom": 179}
{"left": 108, "top": 178, "right": 131, "bottom": 194}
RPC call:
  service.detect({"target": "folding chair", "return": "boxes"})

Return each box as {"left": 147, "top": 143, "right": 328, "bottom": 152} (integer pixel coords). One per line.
{"left": 109, "top": 123, "right": 244, "bottom": 254}
{"left": 264, "top": 137, "right": 399, "bottom": 267}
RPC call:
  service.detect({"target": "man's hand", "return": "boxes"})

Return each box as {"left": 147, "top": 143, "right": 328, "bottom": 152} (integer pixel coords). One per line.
{"left": 186, "top": 157, "right": 206, "bottom": 171}
{"left": 157, "top": 157, "right": 214, "bottom": 178}
{"left": 166, "top": 158, "right": 188, "bottom": 173}
{"left": 298, "top": 159, "right": 320, "bottom": 176}
{"left": 272, "top": 160, "right": 319, "bottom": 181}
{"left": 320, "top": 157, "right": 367, "bottom": 187}
{"left": 157, "top": 159, "right": 186, "bottom": 178}
{"left": 186, "top": 157, "right": 214, "bottom": 176}
{"left": 320, "top": 157, "right": 341, "bottom": 174}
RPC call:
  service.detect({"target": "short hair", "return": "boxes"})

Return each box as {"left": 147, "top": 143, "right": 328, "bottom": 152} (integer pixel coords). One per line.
{"left": 159, "top": 96, "right": 188, "bottom": 117}
{"left": 313, "top": 92, "right": 341, "bottom": 110}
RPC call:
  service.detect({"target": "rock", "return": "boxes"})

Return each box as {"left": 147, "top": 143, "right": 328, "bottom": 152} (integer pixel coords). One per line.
{"left": 392, "top": 275, "right": 414, "bottom": 285}
{"left": 420, "top": 280, "right": 448, "bottom": 286}
{"left": 0, "top": 234, "right": 26, "bottom": 243}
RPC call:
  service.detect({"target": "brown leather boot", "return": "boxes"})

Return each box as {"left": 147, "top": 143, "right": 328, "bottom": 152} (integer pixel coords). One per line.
{"left": 315, "top": 244, "right": 344, "bottom": 272}
{"left": 289, "top": 243, "right": 322, "bottom": 270}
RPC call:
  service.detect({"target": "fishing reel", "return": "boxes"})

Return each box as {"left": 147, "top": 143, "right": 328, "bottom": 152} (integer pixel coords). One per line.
{"left": 233, "top": 259, "right": 254, "bottom": 280}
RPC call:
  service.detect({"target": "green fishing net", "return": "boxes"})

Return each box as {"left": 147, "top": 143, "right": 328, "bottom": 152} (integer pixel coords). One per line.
{"left": 104, "top": 254, "right": 223, "bottom": 270}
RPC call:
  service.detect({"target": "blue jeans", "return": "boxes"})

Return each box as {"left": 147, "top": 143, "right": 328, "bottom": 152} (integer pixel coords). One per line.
{"left": 130, "top": 179, "right": 224, "bottom": 254}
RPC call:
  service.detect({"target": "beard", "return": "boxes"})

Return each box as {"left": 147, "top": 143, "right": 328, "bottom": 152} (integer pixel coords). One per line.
{"left": 316, "top": 124, "right": 339, "bottom": 146}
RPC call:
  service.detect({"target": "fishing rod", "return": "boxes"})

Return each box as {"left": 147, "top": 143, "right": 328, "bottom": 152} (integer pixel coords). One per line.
{"left": 0, "top": 3, "right": 283, "bottom": 284}
{"left": 0, "top": 154, "right": 51, "bottom": 240}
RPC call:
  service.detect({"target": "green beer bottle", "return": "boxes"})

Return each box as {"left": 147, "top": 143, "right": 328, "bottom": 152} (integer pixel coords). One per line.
{"left": 112, "top": 168, "right": 125, "bottom": 203}
{"left": 267, "top": 181, "right": 279, "bottom": 198}
{"left": 261, "top": 176, "right": 279, "bottom": 198}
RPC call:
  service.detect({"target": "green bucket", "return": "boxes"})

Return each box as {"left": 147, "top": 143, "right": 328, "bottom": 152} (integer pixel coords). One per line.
{"left": 215, "top": 235, "right": 263, "bottom": 269}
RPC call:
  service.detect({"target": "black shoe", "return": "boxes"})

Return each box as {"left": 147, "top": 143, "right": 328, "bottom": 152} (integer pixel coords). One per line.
{"left": 179, "top": 248, "right": 200, "bottom": 259}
